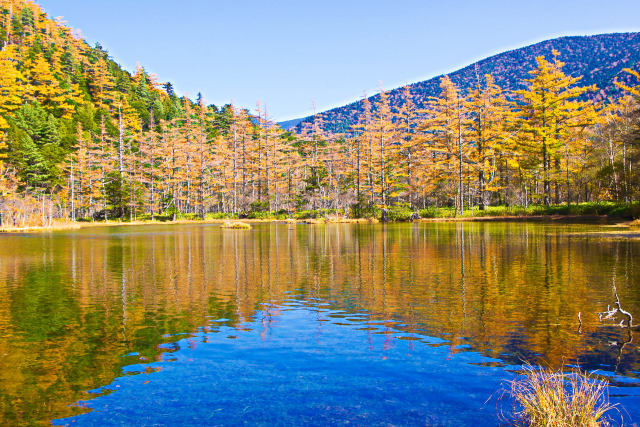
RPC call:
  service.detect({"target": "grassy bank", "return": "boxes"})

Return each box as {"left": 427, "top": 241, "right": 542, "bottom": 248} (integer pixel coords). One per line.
{"left": 418, "top": 202, "right": 640, "bottom": 220}
{"left": 214, "top": 202, "right": 640, "bottom": 222}
{"left": 1, "top": 202, "right": 637, "bottom": 233}
{"left": 0, "top": 219, "right": 221, "bottom": 233}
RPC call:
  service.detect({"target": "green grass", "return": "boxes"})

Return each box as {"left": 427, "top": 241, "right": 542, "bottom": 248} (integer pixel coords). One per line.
{"left": 418, "top": 202, "right": 640, "bottom": 220}
{"left": 205, "top": 212, "right": 238, "bottom": 220}
{"left": 294, "top": 209, "right": 344, "bottom": 220}
{"left": 384, "top": 204, "right": 414, "bottom": 221}
{"left": 245, "top": 211, "right": 289, "bottom": 220}
{"left": 77, "top": 202, "right": 639, "bottom": 226}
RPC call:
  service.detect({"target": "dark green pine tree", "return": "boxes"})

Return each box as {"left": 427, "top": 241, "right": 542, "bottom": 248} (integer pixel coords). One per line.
{"left": 11, "top": 133, "right": 50, "bottom": 192}
{"left": 8, "top": 102, "right": 65, "bottom": 192}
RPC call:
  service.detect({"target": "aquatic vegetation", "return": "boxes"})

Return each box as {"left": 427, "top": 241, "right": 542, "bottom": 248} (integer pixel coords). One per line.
{"left": 220, "top": 221, "right": 252, "bottom": 229}
{"left": 303, "top": 218, "right": 326, "bottom": 224}
{"left": 509, "top": 365, "right": 616, "bottom": 426}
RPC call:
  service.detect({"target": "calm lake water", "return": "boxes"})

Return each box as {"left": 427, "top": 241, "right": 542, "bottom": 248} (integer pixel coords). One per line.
{"left": 0, "top": 222, "right": 639, "bottom": 426}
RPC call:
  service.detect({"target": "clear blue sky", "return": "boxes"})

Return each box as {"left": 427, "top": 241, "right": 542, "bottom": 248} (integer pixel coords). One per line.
{"left": 37, "top": 0, "right": 640, "bottom": 121}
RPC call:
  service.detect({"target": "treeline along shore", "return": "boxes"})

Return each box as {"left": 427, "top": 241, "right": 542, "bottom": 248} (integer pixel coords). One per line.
{"left": 0, "top": 0, "right": 639, "bottom": 229}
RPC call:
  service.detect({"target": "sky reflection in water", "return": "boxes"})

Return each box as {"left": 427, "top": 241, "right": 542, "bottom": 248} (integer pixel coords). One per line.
{"left": 56, "top": 302, "right": 515, "bottom": 426}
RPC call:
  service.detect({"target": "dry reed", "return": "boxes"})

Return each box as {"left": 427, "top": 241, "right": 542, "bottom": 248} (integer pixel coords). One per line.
{"left": 509, "top": 365, "right": 616, "bottom": 426}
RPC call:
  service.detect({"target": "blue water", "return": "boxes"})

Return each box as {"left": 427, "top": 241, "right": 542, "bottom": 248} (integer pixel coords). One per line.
{"left": 3, "top": 222, "right": 640, "bottom": 425}
{"left": 54, "top": 302, "right": 518, "bottom": 426}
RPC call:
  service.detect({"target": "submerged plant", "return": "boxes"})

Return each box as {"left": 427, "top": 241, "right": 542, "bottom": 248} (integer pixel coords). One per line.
{"left": 508, "top": 365, "right": 616, "bottom": 426}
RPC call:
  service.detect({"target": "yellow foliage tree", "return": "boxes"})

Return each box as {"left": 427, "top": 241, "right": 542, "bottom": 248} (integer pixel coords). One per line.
{"left": 26, "top": 53, "right": 75, "bottom": 118}
{"left": 467, "top": 73, "right": 514, "bottom": 209}
{"left": 515, "top": 50, "right": 596, "bottom": 205}
{"left": 614, "top": 68, "right": 640, "bottom": 97}
{"left": 418, "top": 76, "right": 472, "bottom": 213}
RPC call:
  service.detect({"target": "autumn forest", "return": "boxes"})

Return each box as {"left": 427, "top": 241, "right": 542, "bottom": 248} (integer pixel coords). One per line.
{"left": 0, "top": 0, "right": 639, "bottom": 228}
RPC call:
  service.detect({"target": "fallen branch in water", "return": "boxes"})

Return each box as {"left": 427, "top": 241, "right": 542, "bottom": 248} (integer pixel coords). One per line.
{"left": 598, "top": 284, "right": 634, "bottom": 328}
{"left": 598, "top": 282, "right": 637, "bottom": 372}
{"left": 578, "top": 312, "right": 582, "bottom": 334}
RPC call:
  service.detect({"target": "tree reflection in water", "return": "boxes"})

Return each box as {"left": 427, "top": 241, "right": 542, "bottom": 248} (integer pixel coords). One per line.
{"left": 0, "top": 222, "right": 637, "bottom": 424}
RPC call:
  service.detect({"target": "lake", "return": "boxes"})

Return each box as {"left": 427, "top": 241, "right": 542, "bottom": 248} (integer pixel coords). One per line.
{"left": 0, "top": 222, "right": 639, "bottom": 425}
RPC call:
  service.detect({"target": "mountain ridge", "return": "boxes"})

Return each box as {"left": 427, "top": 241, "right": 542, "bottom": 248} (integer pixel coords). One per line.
{"left": 281, "top": 32, "right": 640, "bottom": 132}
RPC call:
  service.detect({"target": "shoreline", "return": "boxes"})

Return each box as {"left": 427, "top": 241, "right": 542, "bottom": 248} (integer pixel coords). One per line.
{"left": 0, "top": 214, "right": 636, "bottom": 234}
{"left": 0, "top": 219, "right": 230, "bottom": 233}
{"left": 417, "top": 214, "right": 624, "bottom": 223}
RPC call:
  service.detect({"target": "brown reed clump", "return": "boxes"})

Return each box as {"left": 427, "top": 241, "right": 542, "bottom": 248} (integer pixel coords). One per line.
{"left": 509, "top": 365, "right": 616, "bottom": 426}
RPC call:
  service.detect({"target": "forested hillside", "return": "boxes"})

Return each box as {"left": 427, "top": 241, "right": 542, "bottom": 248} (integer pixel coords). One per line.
{"left": 287, "top": 33, "right": 640, "bottom": 133}
{"left": 0, "top": 0, "right": 639, "bottom": 228}
{"left": 0, "top": 0, "right": 284, "bottom": 226}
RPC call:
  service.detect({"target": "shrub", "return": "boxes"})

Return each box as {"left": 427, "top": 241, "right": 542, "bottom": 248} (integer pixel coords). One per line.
{"left": 246, "top": 211, "right": 273, "bottom": 219}
{"left": 608, "top": 202, "right": 640, "bottom": 219}
{"left": 206, "top": 212, "right": 237, "bottom": 220}
{"left": 350, "top": 199, "right": 377, "bottom": 218}
{"left": 418, "top": 207, "right": 456, "bottom": 218}
{"left": 249, "top": 200, "right": 269, "bottom": 212}
{"left": 294, "top": 210, "right": 318, "bottom": 219}
{"left": 384, "top": 203, "right": 414, "bottom": 221}
{"left": 418, "top": 207, "right": 438, "bottom": 218}
{"left": 177, "top": 213, "right": 200, "bottom": 221}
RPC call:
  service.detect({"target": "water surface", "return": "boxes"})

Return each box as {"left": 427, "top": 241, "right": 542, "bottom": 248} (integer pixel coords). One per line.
{"left": 0, "top": 222, "right": 639, "bottom": 425}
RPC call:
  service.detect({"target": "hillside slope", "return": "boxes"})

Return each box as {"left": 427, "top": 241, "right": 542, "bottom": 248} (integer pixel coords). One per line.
{"left": 0, "top": 0, "right": 185, "bottom": 127}
{"left": 284, "top": 33, "right": 640, "bottom": 133}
